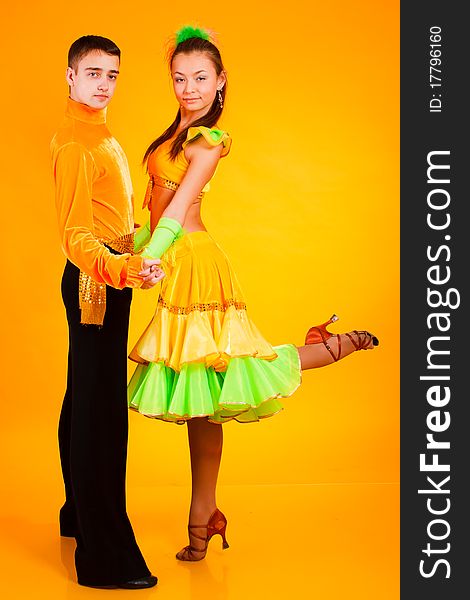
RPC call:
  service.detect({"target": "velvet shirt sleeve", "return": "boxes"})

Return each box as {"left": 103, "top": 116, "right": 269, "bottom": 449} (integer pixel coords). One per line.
{"left": 53, "top": 142, "right": 144, "bottom": 288}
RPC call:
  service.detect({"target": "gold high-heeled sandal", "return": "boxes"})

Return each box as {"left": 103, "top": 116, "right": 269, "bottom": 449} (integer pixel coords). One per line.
{"left": 176, "top": 508, "right": 230, "bottom": 562}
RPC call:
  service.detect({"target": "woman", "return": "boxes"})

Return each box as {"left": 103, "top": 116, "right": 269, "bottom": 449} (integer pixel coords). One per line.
{"left": 129, "top": 25, "right": 378, "bottom": 561}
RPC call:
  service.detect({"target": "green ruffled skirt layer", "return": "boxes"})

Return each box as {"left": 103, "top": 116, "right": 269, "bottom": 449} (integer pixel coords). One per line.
{"left": 128, "top": 344, "right": 301, "bottom": 424}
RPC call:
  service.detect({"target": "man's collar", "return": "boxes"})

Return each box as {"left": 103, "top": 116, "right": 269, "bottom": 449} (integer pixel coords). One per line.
{"left": 65, "top": 97, "right": 107, "bottom": 124}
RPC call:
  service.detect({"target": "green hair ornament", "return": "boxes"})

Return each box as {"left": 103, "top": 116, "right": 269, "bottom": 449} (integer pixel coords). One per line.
{"left": 165, "top": 25, "right": 218, "bottom": 65}
{"left": 175, "top": 25, "right": 210, "bottom": 45}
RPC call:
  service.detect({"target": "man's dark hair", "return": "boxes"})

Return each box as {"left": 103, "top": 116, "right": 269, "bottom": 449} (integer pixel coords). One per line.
{"left": 68, "top": 35, "right": 120, "bottom": 71}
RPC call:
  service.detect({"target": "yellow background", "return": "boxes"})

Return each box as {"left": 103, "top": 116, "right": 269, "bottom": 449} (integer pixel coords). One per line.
{"left": 0, "top": 0, "right": 399, "bottom": 597}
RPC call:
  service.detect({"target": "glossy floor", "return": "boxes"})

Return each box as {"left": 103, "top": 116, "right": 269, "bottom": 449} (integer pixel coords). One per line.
{"left": 0, "top": 483, "right": 399, "bottom": 599}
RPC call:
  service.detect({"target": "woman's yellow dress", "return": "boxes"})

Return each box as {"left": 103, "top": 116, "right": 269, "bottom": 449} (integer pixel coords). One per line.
{"left": 128, "top": 127, "right": 301, "bottom": 424}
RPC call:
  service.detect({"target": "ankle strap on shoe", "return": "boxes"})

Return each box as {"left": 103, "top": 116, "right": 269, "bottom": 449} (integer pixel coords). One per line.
{"left": 346, "top": 330, "right": 372, "bottom": 351}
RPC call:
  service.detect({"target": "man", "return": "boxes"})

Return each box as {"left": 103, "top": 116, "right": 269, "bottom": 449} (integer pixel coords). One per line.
{"left": 51, "top": 35, "right": 161, "bottom": 589}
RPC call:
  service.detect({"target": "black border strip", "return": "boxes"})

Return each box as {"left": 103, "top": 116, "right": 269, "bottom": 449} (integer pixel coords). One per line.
{"left": 401, "top": 3, "right": 468, "bottom": 597}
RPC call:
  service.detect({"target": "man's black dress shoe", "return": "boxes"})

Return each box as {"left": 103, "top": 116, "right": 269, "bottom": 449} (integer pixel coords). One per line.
{"left": 118, "top": 575, "right": 158, "bottom": 589}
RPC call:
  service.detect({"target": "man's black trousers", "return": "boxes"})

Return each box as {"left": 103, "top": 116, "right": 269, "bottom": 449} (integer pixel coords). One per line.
{"left": 58, "top": 259, "right": 150, "bottom": 587}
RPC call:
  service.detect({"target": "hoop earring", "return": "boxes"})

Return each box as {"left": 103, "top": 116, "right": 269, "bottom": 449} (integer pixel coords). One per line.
{"left": 217, "top": 89, "right": 223, "bottom": 109}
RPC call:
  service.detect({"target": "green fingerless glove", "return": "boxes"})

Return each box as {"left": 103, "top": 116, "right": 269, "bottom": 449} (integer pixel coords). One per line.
{"left": 134, "top": 220, "right": 151, "bottom": 252}
{"left": 140, "top": 216, "right": 184, "bottom": 258}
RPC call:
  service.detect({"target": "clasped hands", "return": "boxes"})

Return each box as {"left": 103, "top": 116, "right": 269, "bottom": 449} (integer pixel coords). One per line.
{"left": 140, "top": 258, "right": 165, "bottom": 289}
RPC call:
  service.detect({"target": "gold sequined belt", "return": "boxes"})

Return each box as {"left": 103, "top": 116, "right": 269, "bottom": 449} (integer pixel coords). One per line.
{"left": 79, "top": 233, "right": 134, "bottom": 326}
{"left": 143, "top": 175, "right": 204, "bottom": 208}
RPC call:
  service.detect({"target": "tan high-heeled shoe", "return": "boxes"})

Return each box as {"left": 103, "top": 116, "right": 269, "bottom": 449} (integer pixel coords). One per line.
{"left": 176, "top": 508, "right": 230, "bottom": 562}
{"left": 305, "top": 314, "right": 379, "bottom": 361}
